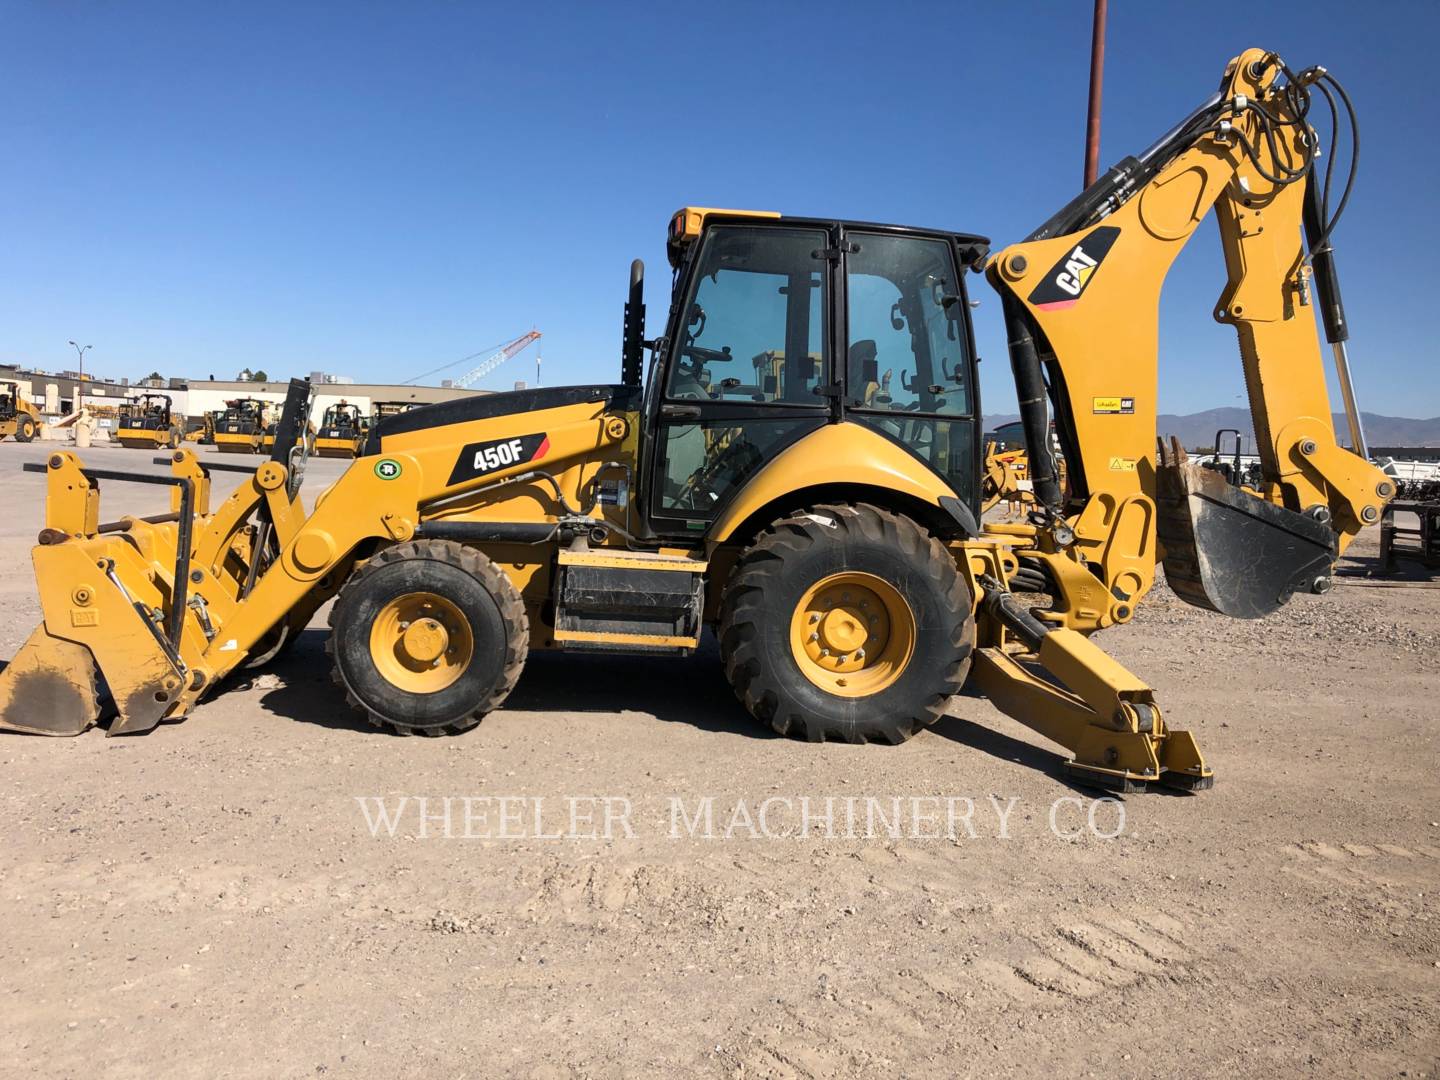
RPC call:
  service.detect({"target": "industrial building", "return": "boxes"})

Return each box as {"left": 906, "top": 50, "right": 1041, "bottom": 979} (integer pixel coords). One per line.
{"left": 179, "top": 378, "right": 488, "bottom": 426}
{"left": 0, "top": 364, "right": 491, "bottom": 433}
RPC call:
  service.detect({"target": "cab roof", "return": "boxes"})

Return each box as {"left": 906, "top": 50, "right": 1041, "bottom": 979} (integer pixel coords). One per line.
{"left": 667, "top": 206, "right": 989, "bottom": 267}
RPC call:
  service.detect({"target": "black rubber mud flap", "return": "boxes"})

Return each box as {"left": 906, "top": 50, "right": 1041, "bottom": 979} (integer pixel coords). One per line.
{"left": 1156, "top": 438, "right": 1336, "bottom": 620}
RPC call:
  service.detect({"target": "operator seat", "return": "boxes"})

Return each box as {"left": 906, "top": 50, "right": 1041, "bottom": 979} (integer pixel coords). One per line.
{"left": 848, "top": 339, "right": 881, "bottom": 407}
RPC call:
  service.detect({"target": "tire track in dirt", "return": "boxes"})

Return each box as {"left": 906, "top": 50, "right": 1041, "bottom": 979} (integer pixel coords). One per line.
{"left": 727, "top": 907, "right": 1200, "bottom": 1078}
{"left": 1279, "top": 840, "right": 1438, "bottom": 893}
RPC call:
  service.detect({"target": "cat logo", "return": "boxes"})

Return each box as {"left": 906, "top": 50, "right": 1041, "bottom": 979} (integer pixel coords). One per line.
{"left": 1056, "top": 249, "right": 1097, "bottom": 294}
{"left": 1028, "top": 226, "right": 1121, "bottom": 311}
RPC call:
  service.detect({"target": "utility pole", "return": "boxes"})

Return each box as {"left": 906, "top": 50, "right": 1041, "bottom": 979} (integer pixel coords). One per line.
{"left": 68, "top": 340, "right": 92, "bottom": 413}
{"left": 1084, "top": 0, "right": 1108, "bottom": 188}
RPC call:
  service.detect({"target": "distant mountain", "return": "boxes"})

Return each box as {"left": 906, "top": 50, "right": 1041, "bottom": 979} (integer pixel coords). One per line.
{"left": 982, "top": 409, "right": 1440, "bottom": 450}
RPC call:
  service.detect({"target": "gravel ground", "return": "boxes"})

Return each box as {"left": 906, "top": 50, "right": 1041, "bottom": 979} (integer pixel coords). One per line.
{"left": 0, "top": 439, "right": 1436, "bottom": 1079}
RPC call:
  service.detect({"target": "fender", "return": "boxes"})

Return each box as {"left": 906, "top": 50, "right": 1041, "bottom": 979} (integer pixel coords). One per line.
{"left": 707, "top": 422, "right": 963, "bottom": 544}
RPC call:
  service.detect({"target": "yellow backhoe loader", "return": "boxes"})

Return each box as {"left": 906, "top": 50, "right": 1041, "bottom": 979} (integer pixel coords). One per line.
{"left": 212, "top": 398, "right": 270, "bottom": 454}
{"left": 0, "top": 379, "right": 40, "bottom": 442}
{"left": 313, "top": 401, "right": 368, "bottom": 458}
{"left": 981, "top": 441, "right": 1032, "bottom": 515}
{"left": 0, "top": 50, "right": 1392, "bottom": 792}
{"left": 114, "top": 393, "right": 184, "bottom": 450}
{"left": 980, "top": 422, "right": 1065, "bottom": 517}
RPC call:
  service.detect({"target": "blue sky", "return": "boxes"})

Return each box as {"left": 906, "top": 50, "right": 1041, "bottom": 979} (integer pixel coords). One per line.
{"left": 2, "top": 1, "right": 1436, "bottom": 417}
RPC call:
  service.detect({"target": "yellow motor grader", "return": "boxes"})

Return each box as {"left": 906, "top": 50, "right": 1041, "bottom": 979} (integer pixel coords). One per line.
{"left": 0, "top": 50, "right": 1392, "bottom": 791}
{"left": 114, "top": 393, "right": 184, "bottom": 450}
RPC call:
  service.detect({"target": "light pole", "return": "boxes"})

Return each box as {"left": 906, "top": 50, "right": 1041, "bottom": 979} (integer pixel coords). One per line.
{"left": 68, "top": 340, "right": 91, "bottom": 413}
{"left": 1084, "top": 0, "right": 1108, "bottom": 188}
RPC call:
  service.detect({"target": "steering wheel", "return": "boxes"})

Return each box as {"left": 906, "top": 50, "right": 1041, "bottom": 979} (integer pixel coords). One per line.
{"left": 675, "top": 433, "right": 762, "bottom": 509}
{"left": 682, "top": 344, "right": 732, "bottom": 365}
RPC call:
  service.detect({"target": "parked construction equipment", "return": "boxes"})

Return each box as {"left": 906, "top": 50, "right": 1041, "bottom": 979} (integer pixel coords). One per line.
{"left": 213, "top": 398, "right": 270, "bottom": 454}
{"left": 0, "top": 379, "right": 40, "bottom": 442}
{"left": 981, "top": 440, "right": 1031, "bottom": 514}
{"left": 313, "top": 402, "right": 368, "bottom": 458}
{"left": 0, "top": 50, "right": 1393, "bottom": 792}
{"left": 261, "top": 415, "right": 314, "bottom": 457}
{"left": 370, "top": 401, "right": 417, "bottom": 425}
{"left": 115, "top": 393, "right": 184, "bottom": 450}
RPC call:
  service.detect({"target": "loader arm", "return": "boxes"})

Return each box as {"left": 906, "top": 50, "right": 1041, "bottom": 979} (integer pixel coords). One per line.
{"left": 0, "top": 381, "right": 636, "bottom": 736}
{"left": 986, "top": 47, "right": 1393, "bottom": 628}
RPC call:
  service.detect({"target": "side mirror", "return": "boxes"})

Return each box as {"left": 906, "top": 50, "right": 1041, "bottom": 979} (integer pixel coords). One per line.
{"left": 621, "top": 259, "right": 645, "bottom": 387}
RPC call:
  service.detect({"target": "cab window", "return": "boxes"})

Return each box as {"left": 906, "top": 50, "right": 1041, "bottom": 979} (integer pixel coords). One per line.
{"left": 845, "top": 233, "right": 970, "bottom": 416}
{"left": 666, "top": 226, "right": 827, "bottom": 405}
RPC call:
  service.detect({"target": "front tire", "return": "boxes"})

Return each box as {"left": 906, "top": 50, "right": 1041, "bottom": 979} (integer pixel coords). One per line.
{"left": 720, "top": 503, "right": 975, "bottom": 744}
{"left": 14, "top": 415, "right": 36, "bottom": 443}
{"left": 328, "top": 539, "right": 528, "bottom": 735}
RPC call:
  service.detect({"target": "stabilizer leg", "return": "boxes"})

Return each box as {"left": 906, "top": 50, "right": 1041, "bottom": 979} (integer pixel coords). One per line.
{"left": 972, "top": 628, "right": 1213, "bottom": 793}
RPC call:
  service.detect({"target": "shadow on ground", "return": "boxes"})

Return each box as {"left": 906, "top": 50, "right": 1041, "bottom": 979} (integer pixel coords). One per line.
{"left": 237, "top": 629, "right": 1143, "bottom": 793}
{"left": 251, "top": 629, "right": 771, "bottom": 740}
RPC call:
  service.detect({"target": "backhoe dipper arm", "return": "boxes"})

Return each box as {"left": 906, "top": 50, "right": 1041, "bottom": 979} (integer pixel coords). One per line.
{"left": 986, "top": 47, "right": 1394, "bottom": 627}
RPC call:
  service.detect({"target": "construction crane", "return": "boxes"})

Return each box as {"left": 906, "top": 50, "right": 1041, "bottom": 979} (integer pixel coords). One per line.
{"left": 453, "top": 331, "right": 542, "bottom": 390}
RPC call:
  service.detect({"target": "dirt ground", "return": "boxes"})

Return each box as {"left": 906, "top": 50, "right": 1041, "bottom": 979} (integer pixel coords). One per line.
{"left": 0, "top": 439, "right": 1436, "bottom": 1079}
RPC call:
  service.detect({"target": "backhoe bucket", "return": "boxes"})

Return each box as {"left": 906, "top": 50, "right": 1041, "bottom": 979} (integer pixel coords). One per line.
{"left": 1155, "top": 438, "right": 1336, "bottom": 619}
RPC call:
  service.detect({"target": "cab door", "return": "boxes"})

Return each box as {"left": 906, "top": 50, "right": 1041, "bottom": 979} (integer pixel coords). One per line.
{"left": 839, "top": 230, "right": 981, "bottom": 517}
{"left": 647, "top": 223, "right": 835, "bottom": 536}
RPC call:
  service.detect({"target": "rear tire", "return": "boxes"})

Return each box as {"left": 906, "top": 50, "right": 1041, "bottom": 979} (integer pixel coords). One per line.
{"left": 719, "top": 503, "right": 975, "bottom": 744}
{"left": 328, "top": 539, "right": 528, "bottom": 735}
{"left": 14, "top": 415, "right": 36, "bottom": 443}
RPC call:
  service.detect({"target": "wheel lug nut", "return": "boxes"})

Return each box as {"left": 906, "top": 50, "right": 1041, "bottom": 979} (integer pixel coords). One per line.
{"left": 855, "top": 648, "right": 865, "bottom": 659}
{"left": 810, "top": 613, "right": 820, "bottom": 624}
{"left": 399, "top": 621, "right": 410, "bottom": 630}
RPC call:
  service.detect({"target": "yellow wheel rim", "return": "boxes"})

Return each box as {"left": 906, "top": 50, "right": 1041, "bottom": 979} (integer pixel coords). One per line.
{"left": 369, "top": 592, "right": 474, "bottom": 694}
{"left": 789, "top": 572, "right": 916, "bottom": 698}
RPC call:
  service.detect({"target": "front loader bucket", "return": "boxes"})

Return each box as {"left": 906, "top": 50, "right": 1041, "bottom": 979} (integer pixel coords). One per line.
{"left": 1156, "top": 438, "right": 1336, "bottom": 619}
{"left": 0, "top": 625, "right": 101, "bottom": 736}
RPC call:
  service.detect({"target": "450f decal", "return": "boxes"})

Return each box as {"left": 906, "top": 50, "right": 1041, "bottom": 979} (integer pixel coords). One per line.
{"left": 446, "top": 432, "right": 550, "bottom": 486}
{"left": 1028, "top": 226, "right": 1120, "bottom": 311}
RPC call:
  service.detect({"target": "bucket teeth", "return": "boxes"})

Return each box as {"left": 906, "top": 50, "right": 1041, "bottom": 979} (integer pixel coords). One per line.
{"left": 0, "top": 626, "right": 101, "bottom": 736}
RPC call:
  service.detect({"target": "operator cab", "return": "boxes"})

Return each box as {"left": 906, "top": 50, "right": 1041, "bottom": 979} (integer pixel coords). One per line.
{"left": 118, "top": 393, "right": 173, "bottom": 430}
{"left": 635, "top": 209, "right": 989, "bottom": 537}
{"left": 321, "top": 401, "right": 364, "bottom": 438}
